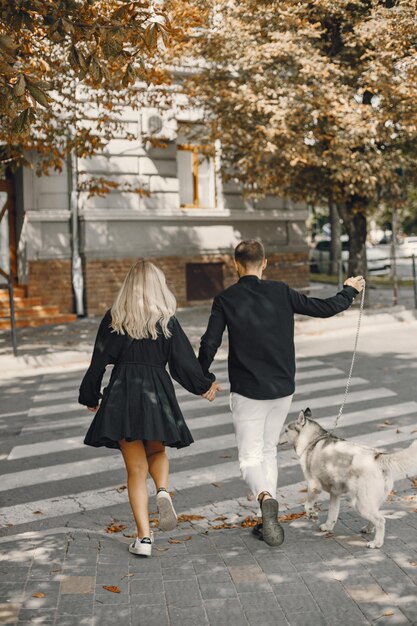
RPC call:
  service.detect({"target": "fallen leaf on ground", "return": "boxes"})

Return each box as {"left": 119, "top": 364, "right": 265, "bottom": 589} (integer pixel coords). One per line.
{"left": 4, "top": 523, "right": 13, "bottom": 527}
{"left": 149, "top": 517, "right": 160, "bottom": 526}
{"left": 212, "top": 523, "right": 238, "bottom": 529}
{"left": 177, "top": 514, "right": 205, "bottom": 523}
{"left": 168, "top": 536, "right": 192, "bottom": 544}
{"left": 411, "top": 429, "right": 417, "bottom": 434}
{"left": 299, "top": 488, "right": 308, "bottom": 493}
{"left": 32, "top": 592, "right": 45, "bottom": 598}
{"left": 410, "top": 478, "right": 417, "bottom": 488}
{"left": 155, "top": 546, "right": 169, "bottom": 552}
{"left": 32, "top": 510, "right": 43, "bottom": 515}
{"left": 213, "top": 515, "right": 228, "bottom": 522}
{"left": 105, "top": 522, "right": 127, "bottom": 534}
{"left": 211, "top": 482, "right": 222, "bottom": 488}
{"left": 383, "top": 610, "right": 395, "bottom": 616}
{"left": 278, "top": 512, "right": 306, "bottom": 523}
{"left": 220, "top": 455, "right": 232, "bottom": 458}
{"left": 409, "top": 562, "right": 416, "bottom": 567}
{"left": 241, "top": 516, "right": 258, "bottom": 528}
{"left": 102, "top": 586, "right": 120, "bottom": 593}
{"left": 389, "top": 490, "right": 397, "bottom": 496}
{"left": 116, "top": 485, "right": 127, "bottom": 493}
{"left": 383, "top": 420, "right": 393, "bottom": 426}
{"left": 169, "top": 491, "right": 174, "bottom": 498}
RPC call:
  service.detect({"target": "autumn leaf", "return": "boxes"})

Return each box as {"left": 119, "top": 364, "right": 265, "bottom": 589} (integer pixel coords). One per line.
{"left": 105, "top": 522, "right": 127, "bottom": 534}
{"left": 240, "top": 516, "right": 258, "bottom": 528}
{"left": 211, "top": 482, "right": 222, "bottom": 488}
{"left": 383, "top": 610, "right": 395, "bottom": 617}
{"left": 177, "top": 514, "right": 205, "bottom": 522}
{"left": 168, "top": 536, "right": 192, "bottom": 544}
{"left": 213, "top": 515, "right": 228, "bottom": 522}
{"left": 410, "top": 478, "right": 417, "bottom": 488}
{"left": 32, "top": 510, "right": 43, "bottom": 515}
{"left": 102, "top": 586, "right": 120, "bottom": 593}
{"left": 278, "top": 512, "right": 306, "bottom": 523}
{"left": 116, "top": 485, "right": 127, "bottom": 493}
{"left": 149, "top": 517, "right": 160, "bottom": 526}
{"left": 32, "top": 592, "right": 45, "bottom": 598}
{"left": 27, "top": 83, "right": 50, "bottom": 107}
{"left": 13, "top": 74, "right": 26, "bottom": 97}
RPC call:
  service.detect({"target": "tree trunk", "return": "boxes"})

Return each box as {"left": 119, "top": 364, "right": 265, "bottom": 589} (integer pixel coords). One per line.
{"left": 337, "top": 200, "right": 368, "bottom": 277}
{"left": 329, "top": 200, "right": 342, "bottom": 275}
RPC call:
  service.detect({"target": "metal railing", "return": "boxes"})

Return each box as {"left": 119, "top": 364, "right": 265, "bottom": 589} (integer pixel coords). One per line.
{"left": 0, "top": 268, "right": 18, "bottom": 356}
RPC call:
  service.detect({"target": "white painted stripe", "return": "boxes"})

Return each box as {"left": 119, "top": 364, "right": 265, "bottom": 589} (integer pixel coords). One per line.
{"left": 28, "top": 402, "right": 86, "bottom": 417}
{"left": 21, "top": 410, "right": 233, "bottom": 435}
{"left": 315, "top": 401, "right": 417, "bottom": 430}
{"left": 295, "top": 359, "right": 325, "bottom": 369}
{"left": 11, "top": 415, "right": 235, "bottom": 460}
{"left": 289, "top": 388, "right": 396, "bottom": 414}
{"left": 3, "top": 433, "right": 237, "bottom": 490}
{"left": 295, "top": 377, "right": 367, "bottom": 396}
{"left": 0, "top": 461, "right": 242, "bottom": 526}
{"left": 33, "top": 368, "right": 351, "bottom": 406}
{"left": 295, "top": 367, "right": 344, "bottom": 381}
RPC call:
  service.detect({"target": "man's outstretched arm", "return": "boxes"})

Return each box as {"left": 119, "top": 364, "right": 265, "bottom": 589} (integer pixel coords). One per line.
{"left": 289, "top": 276, "right": 365, "bottom": 317}
{"left": 198, "top": 296, "right": 226, "bottom": 378}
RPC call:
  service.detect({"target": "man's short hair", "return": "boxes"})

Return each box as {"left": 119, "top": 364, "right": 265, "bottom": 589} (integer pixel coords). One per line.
{"left": 234, "top": 239, "right": 265, "bottom": 267}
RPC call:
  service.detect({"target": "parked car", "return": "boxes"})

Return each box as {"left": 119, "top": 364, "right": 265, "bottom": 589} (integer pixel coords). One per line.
{"left": 398, "top": 236, "right": 417, "bottom": 258}
{"left": 309, "top": 238, "right": 391, "bottom": 274}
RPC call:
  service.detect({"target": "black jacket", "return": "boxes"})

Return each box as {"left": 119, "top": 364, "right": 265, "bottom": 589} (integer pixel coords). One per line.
{"left": 198, "top": 276, "right": 358, "bottom": 400}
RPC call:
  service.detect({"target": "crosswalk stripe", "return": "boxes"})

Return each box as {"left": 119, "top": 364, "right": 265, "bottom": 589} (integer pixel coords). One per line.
{"left": 21, "top": 411, "right": 234, "bottom": 435}
{"left": 290, "top": 387, "right": 396, "bottom": 413}
{"left": 32, "top": 366, "right": 346, "bottom": 404}
{"left": 11, "top": 415, "right": 235, "bottom": 460}
{"left": 0, "top": 461, "right": 243, "bottom": 527}
{"left": 3, "top": 432, "right": 238, "bottom": 490}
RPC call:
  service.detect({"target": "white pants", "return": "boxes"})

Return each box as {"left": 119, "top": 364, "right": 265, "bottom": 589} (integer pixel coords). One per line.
{"left": 230, "top": 392, "right": 293, "bottom": 502}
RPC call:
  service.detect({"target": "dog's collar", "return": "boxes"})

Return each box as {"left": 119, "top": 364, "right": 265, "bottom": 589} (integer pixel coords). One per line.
{"left": 297, "top": 433, "right": 331, "bottom": 458}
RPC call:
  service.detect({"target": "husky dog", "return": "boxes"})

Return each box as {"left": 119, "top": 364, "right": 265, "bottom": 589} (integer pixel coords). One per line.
{"left": 286, "top": 408, "right": 417, "bottom": 548}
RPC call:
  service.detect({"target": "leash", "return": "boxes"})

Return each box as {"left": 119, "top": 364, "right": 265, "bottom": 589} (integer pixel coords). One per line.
{"left": 330, "top": 283, "right": 366, "bottom": 432}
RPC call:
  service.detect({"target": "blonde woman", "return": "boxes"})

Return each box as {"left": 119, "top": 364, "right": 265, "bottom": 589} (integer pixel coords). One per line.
{"left": 79, "top": 260, "right": 217, "bottom": 556}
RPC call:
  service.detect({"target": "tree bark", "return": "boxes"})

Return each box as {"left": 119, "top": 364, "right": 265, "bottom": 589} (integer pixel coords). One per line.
{"left": 329, "top": 199, "right": 342, "bottom": 275}
{"left": 337, "top": 200, "right": 368, "bottom": 277}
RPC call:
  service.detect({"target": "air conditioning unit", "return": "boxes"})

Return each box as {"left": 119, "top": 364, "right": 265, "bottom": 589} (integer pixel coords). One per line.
{"left": 141, "top": 109, "right": 177, "bottom": 140}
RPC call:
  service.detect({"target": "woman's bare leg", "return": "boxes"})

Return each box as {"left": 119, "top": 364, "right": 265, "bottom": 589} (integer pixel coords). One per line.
{"left": 145, "top": 441, "right": 169, "bottom": 491}
{"left": 119, "top": 439, "right": 150, "bottom": 538}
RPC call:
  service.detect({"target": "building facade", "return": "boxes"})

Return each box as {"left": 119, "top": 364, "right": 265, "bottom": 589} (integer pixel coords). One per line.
{"left": 2, "top": 109, "right": 309, "bottom": 319}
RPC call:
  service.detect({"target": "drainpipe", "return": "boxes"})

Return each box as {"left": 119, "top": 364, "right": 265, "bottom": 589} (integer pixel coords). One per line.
{"left": 67, "top": 143, "right": 85, "bottom": 316}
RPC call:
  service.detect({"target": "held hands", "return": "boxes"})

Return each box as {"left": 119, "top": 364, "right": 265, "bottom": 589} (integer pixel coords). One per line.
{"left": 201, "top": 382, "right": 221, "bottom": 402}
{"left": 344, "top": 275, "right": 365, "bottom": 293}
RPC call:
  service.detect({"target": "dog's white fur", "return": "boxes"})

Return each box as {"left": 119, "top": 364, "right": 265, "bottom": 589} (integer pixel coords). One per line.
{"left": 286, "top": 409, "right": 417, "bottom": 548}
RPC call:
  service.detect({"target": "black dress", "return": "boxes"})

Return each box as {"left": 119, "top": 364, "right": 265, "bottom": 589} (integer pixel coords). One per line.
{"left": 79, "top": 311, "right": 213, "bottom": 450}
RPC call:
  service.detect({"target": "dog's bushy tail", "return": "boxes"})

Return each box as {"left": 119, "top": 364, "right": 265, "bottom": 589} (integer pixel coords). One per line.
{"left": 377, "top": 439, "right": 417, "bottom": 480}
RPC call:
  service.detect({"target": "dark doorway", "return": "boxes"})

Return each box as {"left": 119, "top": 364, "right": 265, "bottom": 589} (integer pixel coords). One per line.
{"left": 0, "top": 180, "right": 17, "bottom": 284}
{"left": 186, "top": 262, "right": 224, "bottom": 301}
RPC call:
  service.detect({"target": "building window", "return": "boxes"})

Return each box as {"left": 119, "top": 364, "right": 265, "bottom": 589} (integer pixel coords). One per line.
{"left": 186, "top": 262, "right": 224, "bottom": 300}
{"left": 177, "top": 145, "right": 216, "bottom": 208}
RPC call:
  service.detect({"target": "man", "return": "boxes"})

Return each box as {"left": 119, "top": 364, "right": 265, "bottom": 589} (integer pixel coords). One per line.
{"left": 199, "top": 239, "right": 365, "bottom": 546}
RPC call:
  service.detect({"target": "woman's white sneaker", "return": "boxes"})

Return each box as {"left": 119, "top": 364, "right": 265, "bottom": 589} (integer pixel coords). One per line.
{"left": 128, "top": 531, "right": 154, "bottom": 557}
{"left": 157, "top": 489, "right": 177, "bottom": 531}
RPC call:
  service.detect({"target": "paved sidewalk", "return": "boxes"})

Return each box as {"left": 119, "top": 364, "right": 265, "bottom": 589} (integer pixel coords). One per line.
{"left": 2, "top": 491, "right": 417, "bottom": 626}
{"left": 1, "top": 284, "right": 417, "bottom": 625}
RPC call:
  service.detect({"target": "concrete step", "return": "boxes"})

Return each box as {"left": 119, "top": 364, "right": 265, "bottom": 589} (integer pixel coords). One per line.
{"left": 0, "top": 286, "right": 27, "bottom": 300}
{"left": 0, "top": 305, "right": 61, "bottom": 319}
{"left": 0, "top": 297, "right": 43, "bottom": 313}
{"left": 0, "top": 314, "right": 77, "bottom": 330}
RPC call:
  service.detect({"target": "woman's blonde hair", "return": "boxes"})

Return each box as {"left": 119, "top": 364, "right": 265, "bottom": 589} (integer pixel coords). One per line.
{"left": 110, "top": 260, "right": 176, "bottom": 339}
